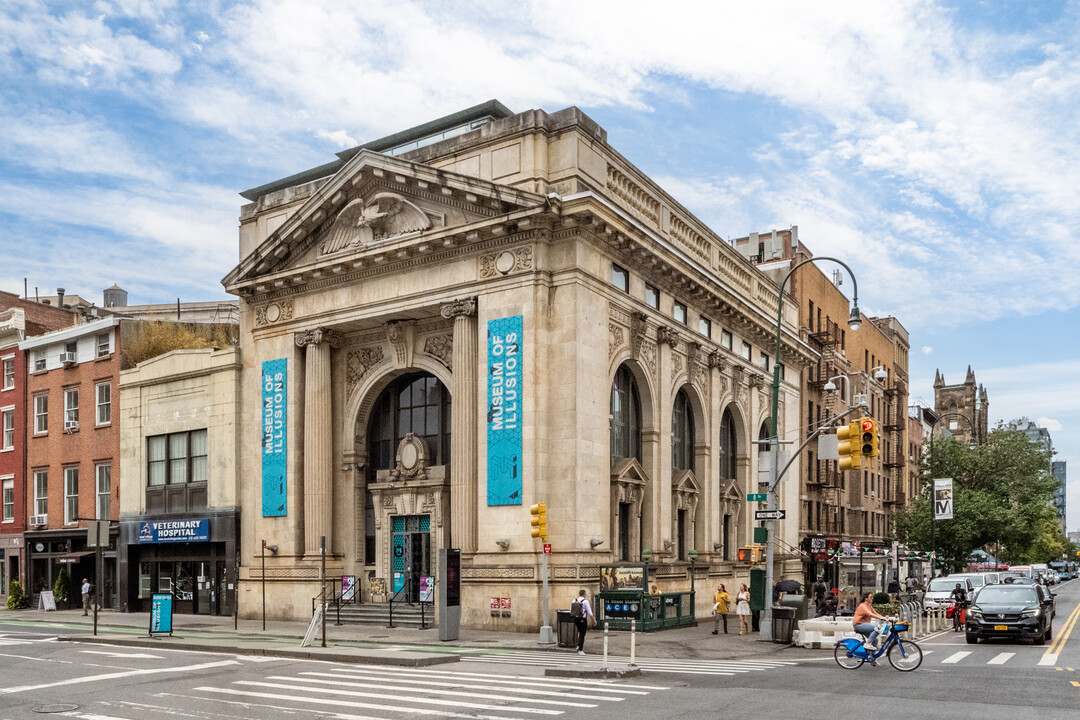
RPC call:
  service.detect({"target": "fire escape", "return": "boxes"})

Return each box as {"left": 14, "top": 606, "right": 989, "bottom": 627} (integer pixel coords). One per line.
{"left": 806, "top": 322, "right": 848, "bottom": 538}
{"left": 882, "top": 377, "right": 908, "bottom": 511}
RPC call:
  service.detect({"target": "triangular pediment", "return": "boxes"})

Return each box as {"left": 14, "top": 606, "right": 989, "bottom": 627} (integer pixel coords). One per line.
{"left": 719, "top": 477, "right": 742, "bottom": 502}
{"left": 672, "top": 468, "right": 700, "bottom": 494}
{"left": 224, "top": 150, "right": 547, "bottom": 288}
{"left": 610, "top": 457, "right": 650, "bottom": 485}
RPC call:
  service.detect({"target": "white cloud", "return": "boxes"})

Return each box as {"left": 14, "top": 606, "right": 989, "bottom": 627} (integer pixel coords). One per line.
{"left": 316, "top": 129, "right": 358, "bottom": 148}
{"left": 1037, "top": 418, "right": 1063, "bottom": 432}
{"left": 922, "top": 346, "right": 933, "bottom": 355}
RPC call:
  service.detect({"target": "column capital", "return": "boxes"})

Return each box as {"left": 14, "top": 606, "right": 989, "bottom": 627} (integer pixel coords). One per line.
{"left": 294, "top": 328, "right": 342, "bottom": 349}
{"left": 440, "top": 297, "right": 477, "bottom": 320}
{"left": 656, "top": 325, "right": 678, "bottom": 347}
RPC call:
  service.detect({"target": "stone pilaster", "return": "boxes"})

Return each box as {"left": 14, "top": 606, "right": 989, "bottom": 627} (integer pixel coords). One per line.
{"left": 295, "top": 328, "right": 341, "bottom": 558}
{"left": 441, "top": 298, "right": 478, "bottom": 553}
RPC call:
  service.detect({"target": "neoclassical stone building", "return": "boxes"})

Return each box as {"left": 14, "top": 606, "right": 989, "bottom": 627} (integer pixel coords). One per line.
{"left": 224, "top": 101, "right": 813, "bottom": 629}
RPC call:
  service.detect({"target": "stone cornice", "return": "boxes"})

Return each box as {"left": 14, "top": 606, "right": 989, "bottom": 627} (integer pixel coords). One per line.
{"left": 242, "top": 226, "right": 548, "bottom": 306}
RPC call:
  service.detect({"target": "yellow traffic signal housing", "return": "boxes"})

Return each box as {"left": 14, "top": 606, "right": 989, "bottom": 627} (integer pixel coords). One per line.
{"left": 737, "top": 546, "right": 763, "bottom": 563}
{"left": 837, "top": 421, "right": 862, "bottom": 471}
{"left": 860, "top": 417, "right": 879, "bottom": 457}
{"left": 530, "top": 502, "right": 547, "bottom": 542}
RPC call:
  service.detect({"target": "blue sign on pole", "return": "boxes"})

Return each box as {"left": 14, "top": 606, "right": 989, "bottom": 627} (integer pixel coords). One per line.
{"left": 486, "top": 315, "right": 523, "bottom": 506}
{"left": 261, "top": 358, "right": 288, "bottom": 517}
{"left": 137, "top": 519, "right": 209, "bottom": 544}
{"left": 150, "top": 593, "right": 173, "bottom": 635}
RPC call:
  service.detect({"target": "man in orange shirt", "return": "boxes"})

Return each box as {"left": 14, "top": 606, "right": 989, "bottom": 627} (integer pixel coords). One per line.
{"left": 852, "top": 592, "right": 888, "bottom": 650}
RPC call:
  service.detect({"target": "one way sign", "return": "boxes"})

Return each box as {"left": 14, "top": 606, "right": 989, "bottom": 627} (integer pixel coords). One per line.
{"left": 754, "top": 509, "right": 786, "bottom": 521}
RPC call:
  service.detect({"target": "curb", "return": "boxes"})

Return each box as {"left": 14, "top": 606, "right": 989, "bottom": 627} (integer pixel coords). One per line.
{"left": 545, "top": 665, "right": 642, "bottom": 679}
{"left": 56, "top": 636, "right": 460, "bottom": 667}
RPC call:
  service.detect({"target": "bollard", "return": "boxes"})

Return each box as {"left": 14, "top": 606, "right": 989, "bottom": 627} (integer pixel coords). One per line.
{"left": 630, "top": 619, "right": 637, "bottom": 667}
{"left": 602, "top": 621, "right": 609, "bottom": 671}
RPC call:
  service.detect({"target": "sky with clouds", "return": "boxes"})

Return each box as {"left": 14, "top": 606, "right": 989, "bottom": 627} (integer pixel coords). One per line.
{"left": 2, "top": 0, "right": 1077, "bottom": 529}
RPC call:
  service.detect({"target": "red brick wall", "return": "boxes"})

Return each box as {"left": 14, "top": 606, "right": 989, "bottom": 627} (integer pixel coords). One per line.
{"left": 25, "top": 337, "right": 121, "bottom": 529}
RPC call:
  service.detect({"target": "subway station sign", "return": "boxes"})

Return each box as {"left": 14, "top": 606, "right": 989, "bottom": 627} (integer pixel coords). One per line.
{"left": 137, "top": 519, "right": 209, "bottom": 544}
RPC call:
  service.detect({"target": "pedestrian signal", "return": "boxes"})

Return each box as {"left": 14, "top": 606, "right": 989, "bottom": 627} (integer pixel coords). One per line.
{"left": 860, "top": 418, "right": 879, "bottom": 457}
{"left": 530, "top": 502, "right": 547, "bottom": 542}
{"left": 837, "top": 421, "right": 862, "bottom": 471}
{"left": 737, "top": 546, "right": 763, "bottom": 563}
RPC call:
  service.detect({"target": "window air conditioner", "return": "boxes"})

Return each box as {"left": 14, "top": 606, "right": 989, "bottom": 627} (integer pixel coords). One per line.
{"left": 60, "top": 352, "right": 77, "bottom": 365}
{"left": 29, "top": 514, "right": 47, "bottom": 527}
{"left": 871, "top": 490, "right": 876, "bottom": 499}
{"left": 64, "top": 420, "right": 79, "bottom": 432}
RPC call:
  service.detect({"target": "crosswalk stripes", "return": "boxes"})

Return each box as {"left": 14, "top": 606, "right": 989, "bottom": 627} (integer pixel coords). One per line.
{"left": 988, "top": 652, "right": 1015, "bottom": 665}
{"left": 191, "top": 664, "right": 668, "bottom": 718}
{"left": 462, "top": 649, "right": 796, "bottom": 676}
{"left": 941, "top": 651, "right": 972, "bottom": 664}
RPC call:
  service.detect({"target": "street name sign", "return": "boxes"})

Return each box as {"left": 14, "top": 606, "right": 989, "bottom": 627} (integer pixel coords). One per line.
{"left": 748, "top": 493, "right": 767, "bottom": 502}
{"left": 754, "top": 509, "right": 786, "bottom": 521}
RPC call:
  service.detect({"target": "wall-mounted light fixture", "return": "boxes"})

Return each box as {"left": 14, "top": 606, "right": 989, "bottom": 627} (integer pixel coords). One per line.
{"left": 589, "top": 538, "right": 604, "bottom": 548}
{"left": 495, "top": 539, "right": 510, "bottom": 549}
{"left": 713, "top": 542, "right": 723, "bottom": 551}
{"left": 663, "top": 540, "right": 674, "bottom": 551}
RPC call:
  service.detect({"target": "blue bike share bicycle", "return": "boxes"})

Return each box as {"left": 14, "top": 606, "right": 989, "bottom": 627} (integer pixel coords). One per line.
{"left": 834, "top": 619, "right": 923, "bottom": 671}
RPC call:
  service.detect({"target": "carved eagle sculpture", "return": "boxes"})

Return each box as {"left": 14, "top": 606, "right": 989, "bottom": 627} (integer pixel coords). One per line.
{"left": 320, "top": 193, "right": 432, "bottom": 255}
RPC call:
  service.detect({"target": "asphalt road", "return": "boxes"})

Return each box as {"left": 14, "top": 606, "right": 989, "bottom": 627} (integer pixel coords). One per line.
{"left": 0, "top": 579, "right": 1077, "bottom": 719}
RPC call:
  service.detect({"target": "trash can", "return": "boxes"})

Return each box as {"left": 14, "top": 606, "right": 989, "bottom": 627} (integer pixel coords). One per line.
{"left": 772, "top": 605, "right": 796, "bottom": 644}
{"left": 557, "top": 610, "right": 577, "bottom": 648}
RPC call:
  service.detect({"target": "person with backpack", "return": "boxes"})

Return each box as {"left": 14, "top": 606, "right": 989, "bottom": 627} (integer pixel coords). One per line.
{"left": 570, "top": 589, "right": 594, "bottom": 655}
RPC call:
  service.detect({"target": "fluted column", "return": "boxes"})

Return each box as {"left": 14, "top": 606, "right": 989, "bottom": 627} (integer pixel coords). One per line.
{"left": 441, "top": 298, "right": 478, "bottom": 553}
{"left": 295, "top": 328, "right": 341, "bottom": 558}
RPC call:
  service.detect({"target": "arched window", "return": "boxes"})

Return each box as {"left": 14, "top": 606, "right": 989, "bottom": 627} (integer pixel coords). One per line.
{"left": 672, "top": 389, "right": 694, "bottom": 472}
{"left": 758, "top": 422, "right": 772, "bottom": 453}
{"left": 610, "top": 365, "right": 641, "bottom": 465}
{"left": 719, "top": 409, "right": 737, "bottom": 480}
{"left": 367, "top": 373, "right": 452, "bottom": 482}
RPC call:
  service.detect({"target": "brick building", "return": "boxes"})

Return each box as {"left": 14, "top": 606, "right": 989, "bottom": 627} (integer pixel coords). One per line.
{"left": 19, "top": 318, "right": 123, "bottom": 606}
{"left": 734, "top": 229, "right": 910, "bottom": 591}
{"left": 0, "top": 292, "right": 76, "bottom": 602}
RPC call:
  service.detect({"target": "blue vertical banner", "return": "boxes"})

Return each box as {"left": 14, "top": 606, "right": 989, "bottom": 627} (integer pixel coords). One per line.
{"left": 486, "top": 315, "right": 523, "bottom": 506}
{"left": 261, "top": 358, "right": 288, "bottom": 517}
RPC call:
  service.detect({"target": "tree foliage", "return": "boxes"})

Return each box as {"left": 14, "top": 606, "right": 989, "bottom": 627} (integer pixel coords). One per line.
{"left": 893, "top": 420, "right": 1064, "bottom": 572}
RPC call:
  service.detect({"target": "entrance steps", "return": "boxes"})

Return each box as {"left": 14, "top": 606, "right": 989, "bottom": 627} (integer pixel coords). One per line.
{"left": 326, "top": 602, "right": 435, "bottom": 629}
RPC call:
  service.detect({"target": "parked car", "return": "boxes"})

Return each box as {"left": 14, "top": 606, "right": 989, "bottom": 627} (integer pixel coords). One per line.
{"left": 966, "top": 583, "right": 1054, "bottom": 645}
{"left": 1031, "top": 564, "right": 1051, "bottom": 585}
{"left": 923, "top": 576, "right": 975, "bottom": 611}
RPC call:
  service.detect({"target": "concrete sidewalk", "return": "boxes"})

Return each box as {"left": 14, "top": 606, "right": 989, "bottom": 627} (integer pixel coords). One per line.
{"left": 1, "top": 606, "right": 798, "bottom": 669}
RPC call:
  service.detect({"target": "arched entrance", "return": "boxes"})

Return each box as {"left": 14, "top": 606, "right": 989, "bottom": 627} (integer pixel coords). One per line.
{"left": 364, "top": 371, "right": 452, "bottom": 601}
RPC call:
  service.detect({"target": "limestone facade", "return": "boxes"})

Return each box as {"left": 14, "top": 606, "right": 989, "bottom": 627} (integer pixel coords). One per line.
{"left": 117, "top": 348, "right": 241, "bottom": 615}
{"left": 224, "top": 102, "right": 814, "bottom": 629}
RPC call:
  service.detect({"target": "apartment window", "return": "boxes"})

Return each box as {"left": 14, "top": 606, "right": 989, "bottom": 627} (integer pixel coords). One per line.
{"left": 34, "top": 350, "right": 46, "bottom": 372}
{"left": 2, "top": 477, "right": 12, "bottom": 522}
{"left": 64, "top": 387, "right": 79, "bottom": 428}
{"left": 611, "top": 263, "right": 629, "bottom": 292}
{"left": 777, "top": 363, "right": 786, "bottom": 380}
{"left": 721, "top": 330, "right": 733, "bottom": 351}
{"left": 741, "top": 341, "right": 752, "bottom": 361}
{"left": 1, "top": 408, "right": 12, "bottom": 450}
{"left": 96, "top": 382, "right": 111, "bottom": 425}
{"left": 96, "top": 333, "right": 111, "bottom": 358}
{"left": 96, "top": 464, "right": 111, "bottom": 520}
{"left": 64, "top": 467, "right": 79, "bottom": 524}
{"left": 699, "top": 317, "right": 712, "bottom": 338}
{"left": 808, "top": 301, "right": 815, "bottom": 332}
{"left": 34, "top": 470, "right": 47, "bottom": 516}
{"left": 148, "top": 429, "right": 208, "bottom": 486}
{"left": 760, "top": 352, "right": 770, "bottom": 371}
{"left": 673, "top": 301, "right": 687, "bottom": 324}
{"left": 34, "top": 393, "right": 48, "bottom": 434}
{"left": 1, "top": 357, "right": 12, "bottom": 389}
{"left": 645, "top": 284, "right": 660, "bottom": 309}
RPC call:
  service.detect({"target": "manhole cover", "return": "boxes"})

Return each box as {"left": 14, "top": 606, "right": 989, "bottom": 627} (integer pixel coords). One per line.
{"left": 32, "top": 705, "right": 79, "bottom": 714}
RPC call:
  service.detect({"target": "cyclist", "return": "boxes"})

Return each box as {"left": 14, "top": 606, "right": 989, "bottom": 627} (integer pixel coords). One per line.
{"left": 852, "top": 592, "right": 889, "bottom": 651}
{"left": 949, "top": 582, "right": 968, "bottom": 631}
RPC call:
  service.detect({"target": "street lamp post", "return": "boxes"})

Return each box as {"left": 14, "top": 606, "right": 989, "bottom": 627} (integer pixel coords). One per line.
{"left": 762, "top": 256, "right": 861, "bottom": 641}
{"left": 925, "top": 404, "right": 979, "bottom": 578}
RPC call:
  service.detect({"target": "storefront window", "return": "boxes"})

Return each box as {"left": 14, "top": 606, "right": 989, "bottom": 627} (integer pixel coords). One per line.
{"left": 139, "top": 562, "right": 152, "bottom": 599}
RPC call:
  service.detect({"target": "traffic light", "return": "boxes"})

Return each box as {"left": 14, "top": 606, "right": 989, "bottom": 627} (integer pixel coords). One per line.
{"left": 737, "top": 546, "right": 763, "bottom": 563}
{"left": 860, "top": 417, "right": 879, "bottom": 458}
{"left": 530, "top": 502, "right": 547, "bottom": 542}
{"left": 837, "top": 421, "right": 862, "bottom": 471}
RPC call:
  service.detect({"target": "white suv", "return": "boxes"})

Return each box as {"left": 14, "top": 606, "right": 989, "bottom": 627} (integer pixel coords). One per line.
{"left": 923, "top": 576, "right": 974, "bottom": 610}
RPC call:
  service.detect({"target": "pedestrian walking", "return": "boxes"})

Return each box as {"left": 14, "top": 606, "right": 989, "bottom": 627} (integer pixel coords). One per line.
{"left": 813, "top": 578, "right": 827, "bottom": 616}
{"left": 736, "top": 583, "right": 751, "bottom": 635}
{"left": 712, "top": 584, "right": 730, "bottom": 634}
{"left": 570, "top": 589, "right": 594, "bottom": 655}
{"left": 81, "top": 578, "right": 91, "bottom": 616}
{"left": 887, "top": 576, "right": 900, "bottom": 601}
